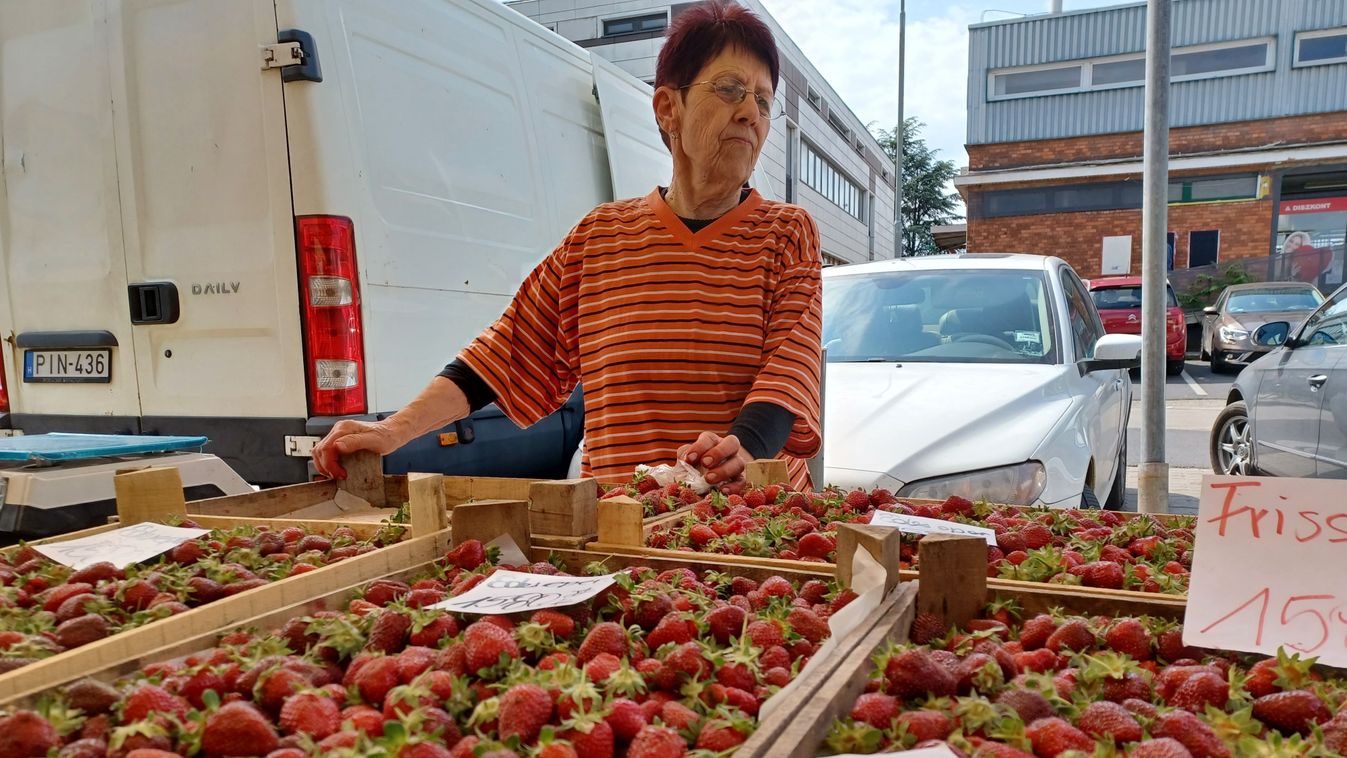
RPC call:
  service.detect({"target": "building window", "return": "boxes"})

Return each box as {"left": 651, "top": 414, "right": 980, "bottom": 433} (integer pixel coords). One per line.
{"left": 603, "top": 13, "right": 666, "bottom": 37}
{"left": 806, "top": 87, "right": 823, "bottom": 112}
{"left": 822, "top": 253, "right": 846, "bottom": 267}
{"left": 1189, "top": 230, "right": 1220, "bottom": 268}
{"left": 978, "top": 181, "right": 1141, "bottom": 218}
{"left": 988, "top": 37, "right": 1274, "bottom": 100}
{"left": 1169, "top": 174, "right": 1260, "bottom": 203}
{"left": 801, "top": 141, "right": 865, "bottom": 221}
{"left": 1295, "top": 28, "right": 1347, "bottom": 68}
{"left": 827, "top": 112, "right": 851, "bottom": 141}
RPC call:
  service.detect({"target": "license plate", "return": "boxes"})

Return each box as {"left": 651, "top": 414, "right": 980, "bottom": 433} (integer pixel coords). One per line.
{"left": 23, "top": 349, "right": 112, "bottom": 383}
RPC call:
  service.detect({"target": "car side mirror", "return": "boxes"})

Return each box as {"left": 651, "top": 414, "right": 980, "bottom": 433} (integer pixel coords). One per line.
{"left": 1253, "top": 321, "right": 1290, "bottom": 348}
{"left": 1203, "top": 306, "right": 1218, "bottom": 316}
{"left": 1082, "top": 333, "right": 1142, "bottom": 373}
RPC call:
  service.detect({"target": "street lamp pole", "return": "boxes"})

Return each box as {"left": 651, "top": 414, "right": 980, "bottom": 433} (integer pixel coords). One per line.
{"left": 1138, "top": 0, "right": 1171, "bottom": 513}
{"left": 894, "top": 0, "right": 905, "bottom": 258}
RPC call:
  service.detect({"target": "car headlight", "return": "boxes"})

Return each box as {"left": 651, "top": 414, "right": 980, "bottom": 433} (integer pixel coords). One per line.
{"left": 897, "top": 462, "right": 1047, "bottom": 506}
{"left": 1219, "top": 325, "right": 1250, "bottom": 343}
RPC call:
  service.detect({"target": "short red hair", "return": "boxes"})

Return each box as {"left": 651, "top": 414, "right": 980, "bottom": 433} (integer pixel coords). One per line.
{"left": 655, "top": 2, "right": 780, "bottom": 94}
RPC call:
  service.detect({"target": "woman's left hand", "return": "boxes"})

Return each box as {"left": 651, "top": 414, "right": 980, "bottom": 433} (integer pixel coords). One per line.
{"left": 678, "top": 432, "right": 753, "bottom": 493}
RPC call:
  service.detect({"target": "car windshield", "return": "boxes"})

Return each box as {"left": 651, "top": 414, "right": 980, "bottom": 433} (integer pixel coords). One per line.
{"left": 1089, "top": 285, "right": 1178, "bottom": 309}
{"left": 1227, "top": 289, "right": 1323, "bottom": 313}
{"left": 823, "top": 269, "right": 1057, "bottom": 364}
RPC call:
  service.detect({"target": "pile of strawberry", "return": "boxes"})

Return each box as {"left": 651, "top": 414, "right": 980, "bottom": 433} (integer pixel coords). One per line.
{"left": 600, "top": 477, "right": 702, "bottom": 519}
{"left": 0, "top": 539, "right": 857, "bottom": 757}
{"left": 824, "top": 605, "right": 1347, "bottom": 756}
{"left": 0, "top": 520, "right": 403, "bottom": 669}
{"left": 644, "top": 486, "right": 1196, "bottom": 595}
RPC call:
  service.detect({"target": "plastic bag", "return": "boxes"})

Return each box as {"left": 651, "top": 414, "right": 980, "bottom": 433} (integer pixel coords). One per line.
{"left": 634, "top": 460, "right": 711, "bottom": 495}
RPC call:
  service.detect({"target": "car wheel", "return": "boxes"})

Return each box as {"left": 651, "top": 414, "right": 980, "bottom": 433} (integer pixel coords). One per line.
{"left": 1080, "top": 483, "right": 1102, "bottom": 510}
{"left": 1210, "top": 401, "right": 1256, "bottom": 475}
{"left": 1103, "top": 437, "right": 1127, "bottom": 511}
{"left": 1166, "top": 359, "right": 1184, "bottom": 376}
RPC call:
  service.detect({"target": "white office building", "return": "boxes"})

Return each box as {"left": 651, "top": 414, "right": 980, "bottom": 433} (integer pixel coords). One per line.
{"left": 505, "top": 0, "right": 898, "bottom": 264}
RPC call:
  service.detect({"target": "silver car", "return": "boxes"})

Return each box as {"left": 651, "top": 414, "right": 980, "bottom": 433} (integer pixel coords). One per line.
{"left": 1200, "top": 282, "right": 1324, "bottom": 374}
{"left": 1211, "top": 282, "right": 1347, "bottom": 477}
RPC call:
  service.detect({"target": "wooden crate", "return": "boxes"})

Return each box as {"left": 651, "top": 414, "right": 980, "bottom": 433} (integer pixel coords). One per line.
{"left": 0, "top": 466, "right": 453, "bottom": 703}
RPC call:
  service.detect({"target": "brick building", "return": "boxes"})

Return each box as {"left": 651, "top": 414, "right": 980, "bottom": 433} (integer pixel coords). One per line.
{"left": 956, "top": 0, "right": 1347, "bottom": 294}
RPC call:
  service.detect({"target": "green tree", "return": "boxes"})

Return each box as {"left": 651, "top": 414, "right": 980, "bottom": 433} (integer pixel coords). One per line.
{"left": 874, "top": 117, "right": 963, "bottom": 256}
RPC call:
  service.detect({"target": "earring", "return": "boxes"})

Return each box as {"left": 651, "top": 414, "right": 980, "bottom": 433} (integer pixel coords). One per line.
{"left": 670, "top": 132, "right": 678, "bottom": 140}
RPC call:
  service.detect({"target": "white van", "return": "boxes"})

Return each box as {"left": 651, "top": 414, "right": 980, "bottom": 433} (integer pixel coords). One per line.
{"left": 0, "top": 0, "right": 672, "bottom": 493}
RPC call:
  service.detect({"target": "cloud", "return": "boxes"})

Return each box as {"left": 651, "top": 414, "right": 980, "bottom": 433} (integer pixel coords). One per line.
{"left": 762, "top": 0, "right": 982, "bottom": 170}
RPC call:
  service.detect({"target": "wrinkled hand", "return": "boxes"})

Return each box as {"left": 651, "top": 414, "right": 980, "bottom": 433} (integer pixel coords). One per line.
{"left": 311, "top": 420, "right": 402, "bottom": 480}
{"left": 677, "top": 432, "right": 753, "bottom": 494}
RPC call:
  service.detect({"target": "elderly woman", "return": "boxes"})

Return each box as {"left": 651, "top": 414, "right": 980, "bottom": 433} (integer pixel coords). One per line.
{"left": 313, "top": 2, "right": 822, "bottom": 491}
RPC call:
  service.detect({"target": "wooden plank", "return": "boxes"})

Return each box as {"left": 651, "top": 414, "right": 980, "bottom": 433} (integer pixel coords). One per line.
{"left": 835, "top": 524, "right": 902, "bottom": 593}
{"left": 537, "top": 548, "right": 832, "bottom": 583}
{"left": 443, "top": 476, "right": 534, "bottom": 506}
{"left": 406, "top": 473, "right": 448, "bottom": 538}
{"left": 738, "top": 582, "right": 919, "bottom": 757}
{"left": 114, "top": 467, "right": 187, "bottom": 524}
{"left": 338, "top": 450, "right": 386, "bottom": 507}
{"left": 595, "top": 497, "right": 645, "bottom": 547}
{"left": 451, "top": 500, "right": 530, "bottom": 551}
{"left": 528, "top": 478, "right": 598, "bottom": 536}
{"left": 642, "top": 506, "right": 691, "bottom": 537}
{"left": 916, "top": 534, "right": 988, "bottom": 628}
{"left": 0, "top": 526, "right": 453, "bottom": 704}
{"left": 745, "top": 459, "right": 789, "bottom": 487}
{"left": 187, "top": 480, "right": 339, "bottom": 518}
{"left": 531, "top": 534, "right": 596, "bottom": 551}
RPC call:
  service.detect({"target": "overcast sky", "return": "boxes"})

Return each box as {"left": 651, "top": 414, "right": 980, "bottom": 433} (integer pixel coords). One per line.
{"left": 759, "top": 0, "right": 1126, "bottom": 170}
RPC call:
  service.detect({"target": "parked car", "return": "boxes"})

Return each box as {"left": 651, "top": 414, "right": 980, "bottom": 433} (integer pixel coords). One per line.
{"left": 1200, "top": 282, "right": 1325, "bottom": 374}
{"left": 1085, "top": 276, "right": 1187, "bottom": 376}
{"left": 1210, "top": 282, "right": 1347, "bottom": 477}
{"left": 822, "top": 254, "right": 1140, "bottom": 509}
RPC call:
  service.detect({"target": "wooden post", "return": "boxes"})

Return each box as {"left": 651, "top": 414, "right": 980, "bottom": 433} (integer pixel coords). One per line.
{"left": 744, "top": 459, "right": 789, "bottom": 487}
{"left": 405, "top": 473, "right": 448, "bottom": 538}
{"left": 442, "top": 476, "right": 534, "bottom": 506}
{"left": 834, "top": 523, "right": 902, "bottom": 593}
{"left": 595, "top": 496, "right": 645, "bottom": 546}
{"left": 114, "top": 467, "right": 188, "bottom": 525}
{"left": 338, "top": 450, "right": 386, "bottom": 507}
{"left": 528, "top": 479, "right": 598, "bottom": 536}
{"left": 916, "top": 534, "right": 988, "bottom": 628}
{"left": 450, "top": 500, "right": 530, "bottom": 553}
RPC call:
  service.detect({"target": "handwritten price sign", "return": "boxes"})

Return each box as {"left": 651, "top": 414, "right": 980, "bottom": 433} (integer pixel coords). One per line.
{"left": 868, "top": 511, "right": 997, "bottom": 546}
{"left": 1184, "top": 476, "right": 1347, "bottom": 666}
{"left": 33, "top": 522, "right": 210, "bottom": 570}
{"left": 429, "top": 570, "right": 616, "bottom": 615}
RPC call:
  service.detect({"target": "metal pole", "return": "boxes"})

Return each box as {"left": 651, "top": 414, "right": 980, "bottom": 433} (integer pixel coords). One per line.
{"left": 894, "top": 0, "right": 905, "bottom": 258}
{"left": 1138, "top": 0, "right": 1171, "bottom": 513}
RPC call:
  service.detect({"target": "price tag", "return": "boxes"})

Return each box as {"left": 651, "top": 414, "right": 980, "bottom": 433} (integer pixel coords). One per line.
{"left": 429, "top": 570, "right": 616, "bottom": 614}
{"left": 869, "top": 510, "right": 997, "bottom": 546}
{"left": 33, "top": 522, "right": 210, "bottom": 570}
{"left": 1184, "top": 476, "right": 1347, "bottom": 666}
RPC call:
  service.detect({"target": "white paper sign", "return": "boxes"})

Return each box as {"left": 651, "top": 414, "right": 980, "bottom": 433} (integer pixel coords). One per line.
{"left": 429, "top": 570, "right": 616, "bottom": 614}
{"left": 1184, "top": 476, "right": 1347, "bottom": 667}
{"left": 869, "top": 511, "right": 997, "bottom": 546}
{"left": 34, "top": 521, "right": 210, "bottom": 570}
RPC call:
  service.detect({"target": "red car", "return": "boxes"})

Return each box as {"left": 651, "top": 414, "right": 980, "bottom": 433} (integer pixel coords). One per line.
{"left": 1086, "top": 276, "right": 1187, "bottom": 376}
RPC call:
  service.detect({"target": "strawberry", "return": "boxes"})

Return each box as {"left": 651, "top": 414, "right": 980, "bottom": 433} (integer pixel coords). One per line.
{"left": 1025, "top": 717, "right": 1094, "bottom": 756}
{"left": 1103, "top": 618, "right": 1152, "bottom": 661}
{"left": 659, "top": 701, "right": 700, "bottom": 731}
{"left": 578, "top": 622, "right": 628, "bottom": 664}
{"left": 584, "top": 652, "right": 622, "bottom": 683}
{"left": 786, "top": 607, "right": 829, "bottom": 644}
{"left": 122, "top": 684, "right": 189, "bottom": 722}
{"left": 1019, "top": 614, "right": 1057, "bottom": 650}
{"left": 842, "top": 489, "right": 871, "bottom": 510}
{"left": 759, "top": 576, "right": 795, "bottom": 598}
{"left": 366, "top": 609, "right": 411, "bottom": 654}
{"left": 65, "top": 678, "right": 121, "bottom": 715}
{"left": 706, "top": 605, "right": 747, "bottom": 643}
{"left": 530, "top": 609, "right": 576, "bottom": 639}
{"left": 970, "top": 743, "right": 1037, "bottom": 758}
{"left": 119, "top": 579, "right": 159, "bottom": 611}
{"left": 1129, "top": 738, "right": 1196, "bottom": 758}
{"left": 56, "top": 738, "right": 106, "bottom": 758}
{"left": 646, "top": 615, "right": 696, "bottom": 649}
{"left": 896, "top": 710, "right": 953, "bottom": 742}
{"left": 1252, "top": 689, "right": 1331, "bottom": 734}
{"left": 849, "top": 692, "right": 898, "bottom": 728}
{"left": 996, "top": 531, "right": 1028, "bottom": 554}
{"left": 279, "top": 691, "right": 341, "bottom": 739}
{"left": 55, "top": 614, "right": 108, "bottom": 649}
{"left": 1075, "top": 700, "right": 1142, "bottom": 743}
{"left": 884, "top": 648, "right": 957, "bottom": 700}
{"left": 627, "top": 725, "right": 686, "bottom": 758}
{"left": 178, "top": 669, "right": 228, "bottom": 710}
{"left": 0, "top": 710, "right": 59, "bottom": 757}
{"left": 1151, "top": 710, "right": 1230, "bottom": 758}
{"left": 662, "top": 641, "right": 710, "bottom": 683}
{"left": 1156, "top": 628, "right": 1200, "bottom": 663}
{"left": 995, "top": 689, "right": 1055, "bottom": 725}
{"left": 688, "top": 524, "right": 717, "bottom": 547}
{"left": 201, "top": 701, "right": 280, "bottom": 757}
{"left": 1170, "top": 671, "right": 1228, "bottom": 712}
{"left": 563, "top": 718, "right": 614, "bottom": 758}
{"left": 909, "top": 612, "right": 950, "bottom": 645}
{"left": 1045, "top": 619, "right": 1094, "bottom": 653}
{"left": 695, "top": 721, "right": 747, "bottom": 751}
{"left": 342, "top": 704, "right": 385, "bottom": 737}
{"left": 797, "top": 532, "right": 835, "bottom": 559}
{"left": 464, "top": 620, "right": 520, "bottom": 673}
{"left": 444, "top": 539, "right": 487, "bottom": 570}
{"left": 352, "top": 656, "right": 400, "bottom": 707}
{"left": 955, "top": 652, "right": 1005, "bottom": 694}
{"left": 499, "top": 683, "right": 553, "bottom": 744}
{"left": 1075, "top": 561, "right": 1125, "bottom": 589}
{"left": 41, "top": 582, "right": 95, "bottom": 613}
{"left": 605, "top": 698, "right": 647, "bottom": 741}
{"left": 746, "top": 619, "right": 786, "bottom": 649}
{"left": 69, "top": 562, "right": 123, "bottom": 586}
{"left": 1020, "top": 524, "right": 1053, "bottom": 549}
{"left": 409, "top": 614, "right": 459, "bottom": 648}
{"left": 1013, "top": 648, "right": 1058, "bottom": 674}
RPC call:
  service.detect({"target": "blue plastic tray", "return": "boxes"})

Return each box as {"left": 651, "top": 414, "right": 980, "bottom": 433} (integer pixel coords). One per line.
{"left": 0, "top": 433, "right": 209, "bottom": 462}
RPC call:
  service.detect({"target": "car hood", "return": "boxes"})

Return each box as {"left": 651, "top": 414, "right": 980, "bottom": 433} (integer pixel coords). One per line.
{"left": 824, "top": 361, "right": 1074, "bottom": 486}
{"left": 1224, "top": 310, "right": 1315, "bottom": 332}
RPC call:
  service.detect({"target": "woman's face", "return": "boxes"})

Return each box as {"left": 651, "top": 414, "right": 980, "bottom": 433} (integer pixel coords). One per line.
{"left": 657, "top": 46, "right": 773, "bottom": 189}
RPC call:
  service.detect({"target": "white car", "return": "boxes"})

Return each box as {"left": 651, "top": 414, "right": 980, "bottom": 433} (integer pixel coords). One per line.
{"left": 821, "top": 254, "right": 1140, "bottom": 509}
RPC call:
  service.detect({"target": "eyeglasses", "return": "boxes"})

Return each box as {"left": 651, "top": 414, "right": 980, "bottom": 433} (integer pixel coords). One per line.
{"left": 679, "top": 77, "right": 783, "bottom": 120}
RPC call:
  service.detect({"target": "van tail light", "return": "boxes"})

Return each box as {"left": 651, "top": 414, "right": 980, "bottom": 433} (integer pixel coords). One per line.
{"left": 0, "top": 349, "right": 8, "bottom": 413}
{"left": 296, "top": 216, "right": 366, "bottom": 416}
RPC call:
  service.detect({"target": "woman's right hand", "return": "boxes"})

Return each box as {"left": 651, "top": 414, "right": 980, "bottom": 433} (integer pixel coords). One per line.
{"left": 311, "top": 420, "right": 404, "bottom": 480}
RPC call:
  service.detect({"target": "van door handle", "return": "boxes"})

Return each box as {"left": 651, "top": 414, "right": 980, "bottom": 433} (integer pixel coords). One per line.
{"left": 1309, "top": 374, "right": 1328, "bottom": 390}
{"left": 128, "top": 282, "right": 180, "bottom": 325}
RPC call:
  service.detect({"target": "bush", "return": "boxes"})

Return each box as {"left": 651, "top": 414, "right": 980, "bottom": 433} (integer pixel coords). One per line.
{"left": 1176, "top": 264, "right": 1253, "bottom": 310}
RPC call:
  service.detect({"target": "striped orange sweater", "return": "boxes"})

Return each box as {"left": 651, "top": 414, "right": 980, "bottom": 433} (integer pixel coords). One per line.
{"left": 458, "top": 187, "right": 822, "bottom": 489}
